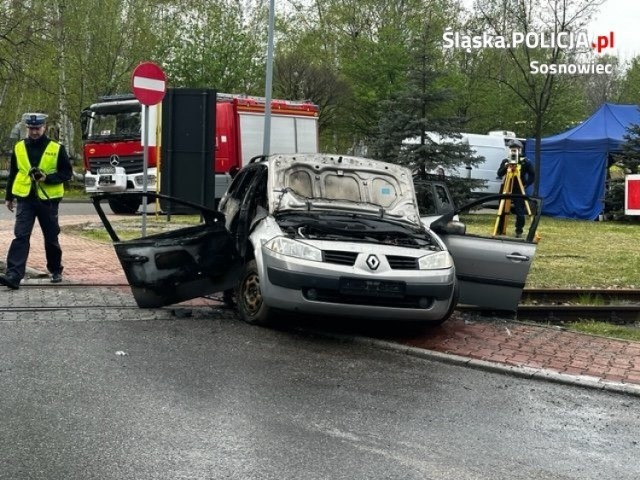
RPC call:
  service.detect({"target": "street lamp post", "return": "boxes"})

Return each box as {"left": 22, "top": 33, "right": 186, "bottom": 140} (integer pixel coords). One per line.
{"left": 262, "top": 0, "right": 275, "bottom": 157}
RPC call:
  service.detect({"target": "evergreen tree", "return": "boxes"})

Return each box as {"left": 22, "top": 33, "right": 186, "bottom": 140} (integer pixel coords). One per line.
{"left": 370, "top": 31, "right": 484, "bottom": 205}
{"left": 617, "top": 123, "right": 640, "bottom": 175}
{"left": 605, "top": 121, "right": 640, "bottom": 220}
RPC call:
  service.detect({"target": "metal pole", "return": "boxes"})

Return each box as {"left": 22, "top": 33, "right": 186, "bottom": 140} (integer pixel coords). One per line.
{"left": 262, "top": 0, "right": 275, "bottom": 156}
{"left": 142, "top": 104, "right": 149, "bottom": 237}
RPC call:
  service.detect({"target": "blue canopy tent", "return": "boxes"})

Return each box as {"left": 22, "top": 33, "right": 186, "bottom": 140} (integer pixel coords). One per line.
{"left": 525, "top": 103, "right": 640, "bottom": 220}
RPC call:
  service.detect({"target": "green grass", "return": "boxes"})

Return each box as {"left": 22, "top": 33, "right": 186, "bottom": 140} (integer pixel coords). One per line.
{"left": 62, "top": 215, "right": 203, "bottom": 242}
{"left": 64, "top": 184, "right": 90, "bottom": 199}
{"left": 458, "top": 212, "right": 640, "bottom": 289}
{"left": 565, "top": 320, "right": 640, "bottom": 342}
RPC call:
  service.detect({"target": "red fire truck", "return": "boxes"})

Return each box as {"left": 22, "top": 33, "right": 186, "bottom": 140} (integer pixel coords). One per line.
{"left": 81, "top": 93, "right": 320, "bottom": 213}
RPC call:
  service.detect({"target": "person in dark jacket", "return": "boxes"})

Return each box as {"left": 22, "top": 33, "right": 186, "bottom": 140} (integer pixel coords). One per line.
{"left": 0, "top": 114, "right": 72, "bottom": 290}
{"left": 496, "top": 139, "right": 536, "bottom": 238}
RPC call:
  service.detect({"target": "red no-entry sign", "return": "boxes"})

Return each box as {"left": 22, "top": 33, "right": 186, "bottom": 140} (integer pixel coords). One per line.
{"left": 131, "top": 61, "right": 166, "bottom": 106}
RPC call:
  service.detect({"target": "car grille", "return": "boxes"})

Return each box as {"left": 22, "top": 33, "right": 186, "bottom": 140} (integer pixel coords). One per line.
{"left": 386, "top": 255, "right": 419, "bottom": 270}
{"left": 304, "top": 289, "right": 433, "bottom": 309}
{"left": 89, "top": 155, "right": 144, "bottom": 175}
{"left": 323, "top": 250, "right": 358, "bottom": 266}
{"left": 322, "top": 251, "right": 419, "bottom": 270}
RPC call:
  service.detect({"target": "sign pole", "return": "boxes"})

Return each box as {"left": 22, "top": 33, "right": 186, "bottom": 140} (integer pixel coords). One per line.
{"left": 131, "top": 60, "right": 166, "bottom": 237}
{"left": 142, "top": 104, "right": 149, "bottom": 237}
{"left": 262, "top": 0, "right": 275, "bottom": 156}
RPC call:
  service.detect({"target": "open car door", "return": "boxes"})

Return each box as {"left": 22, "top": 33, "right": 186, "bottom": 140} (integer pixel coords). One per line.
{"left": 92, "top": 192, "right": 241, "bottom": 308}
{"left": 429, "top": 194, "right": 542, "bottom": 312}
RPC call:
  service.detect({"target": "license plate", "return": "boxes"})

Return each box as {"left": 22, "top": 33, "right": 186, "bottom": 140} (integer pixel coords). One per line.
{"left": 99, "top": 166, "right": 116, "bottom": 174}
{"left": 339, "top": 278, "right": 405, "bottom": 297}
{"left": 98, "top": 176, "right": 114, "bottom": 185}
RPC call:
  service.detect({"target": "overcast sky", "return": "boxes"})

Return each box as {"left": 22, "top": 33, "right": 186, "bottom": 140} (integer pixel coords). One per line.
{"left": 459, "top": 0, "right": 639, "bottom": 63}
{"left": 589, "top": 0, "right": 640, "bottom": 62}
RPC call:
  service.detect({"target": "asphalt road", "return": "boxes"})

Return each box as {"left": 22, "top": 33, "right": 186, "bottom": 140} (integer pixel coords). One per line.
{"left": 1, "top": 294, "right": 639, "bottom": 480}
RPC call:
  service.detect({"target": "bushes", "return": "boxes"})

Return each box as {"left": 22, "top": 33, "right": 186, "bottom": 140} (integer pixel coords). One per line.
{"left": 603, "top": 180, "right": 640, "bottom": 222}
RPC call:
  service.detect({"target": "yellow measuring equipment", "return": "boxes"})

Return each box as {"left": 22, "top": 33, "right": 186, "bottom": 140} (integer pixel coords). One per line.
{"left": 492, "top": 160, "right": 532, "bottom": 236}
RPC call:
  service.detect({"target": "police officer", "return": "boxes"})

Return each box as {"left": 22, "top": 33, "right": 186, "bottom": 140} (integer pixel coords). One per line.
{"left": 0, "top": 114, "right": 72, "bottom": 290}
{"left": 497, "top": 140, "right": 535, "bottom": 238}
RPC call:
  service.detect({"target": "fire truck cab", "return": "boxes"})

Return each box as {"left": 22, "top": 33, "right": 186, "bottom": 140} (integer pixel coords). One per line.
{"left": 81, "top": 92, "right": 319, "bottom": 214}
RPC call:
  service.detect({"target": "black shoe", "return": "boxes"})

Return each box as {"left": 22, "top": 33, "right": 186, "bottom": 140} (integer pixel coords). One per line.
{"left": 0, "top": 274, "right": 20, "bottom": 290}
{"left": 51, "top": 272, "right": 63, "bottom": 283}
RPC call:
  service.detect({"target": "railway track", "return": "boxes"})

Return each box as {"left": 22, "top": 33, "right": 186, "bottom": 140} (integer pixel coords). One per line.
{"left": 5, "top": 284, "right": 640, "bottom": 323}
{"left": 460, "top": 288, "right": 640, "bottom": 323}
{"left": 521, "top": 288, "right": 640, "bottom": 305}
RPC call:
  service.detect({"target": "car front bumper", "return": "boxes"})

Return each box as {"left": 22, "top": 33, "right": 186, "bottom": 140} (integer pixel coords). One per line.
{"left": 258, "top": 247, "right": 456, "bottom": 322}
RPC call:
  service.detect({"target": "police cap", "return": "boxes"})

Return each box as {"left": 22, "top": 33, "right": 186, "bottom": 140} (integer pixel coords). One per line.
{"left": 508, "top": 139, "right": 523, "bottom": 149}
{"left": 23, "top": 113, "right": 47, "bottom": 127}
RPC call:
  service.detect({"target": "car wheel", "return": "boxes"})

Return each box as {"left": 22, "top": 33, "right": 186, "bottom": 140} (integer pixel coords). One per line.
{"left": 236, "top": 259, "right": 273, "bottom": 325}
{"left": 108, "top": 195, "right": 141, "bottom": 215}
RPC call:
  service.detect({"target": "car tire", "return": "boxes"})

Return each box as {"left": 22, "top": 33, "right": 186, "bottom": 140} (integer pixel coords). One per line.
{"left": 108, "top": 195, "right": 141, "bottom": 215}
{"left": 236, "top": 259, "right": 273, "bottom": 326}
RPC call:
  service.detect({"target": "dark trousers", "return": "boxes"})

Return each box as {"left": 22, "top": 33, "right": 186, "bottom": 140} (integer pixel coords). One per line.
{"left": 497, "top": 198, "right": 526, "bottom": 235}
{"left": 5, "top": 198, "right": 63, "bottom": 280}
{"left": 512, "top": 199, "right": 526, "bottom": 234}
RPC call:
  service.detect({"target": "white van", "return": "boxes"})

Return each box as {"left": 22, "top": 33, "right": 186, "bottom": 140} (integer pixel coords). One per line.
{"left": 461, "top": 133, "right": 510, "bottom": 195}
{"left": 405, "top": 132, "right": 512, "bottom": 196}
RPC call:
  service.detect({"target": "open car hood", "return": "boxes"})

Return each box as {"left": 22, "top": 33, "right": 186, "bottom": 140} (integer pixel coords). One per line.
{"left": 268, "top": 154, "right": 423, "bottom": 228}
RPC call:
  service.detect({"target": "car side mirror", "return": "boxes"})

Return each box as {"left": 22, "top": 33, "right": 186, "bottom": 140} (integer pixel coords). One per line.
{"left": 435, "top": 220, "right": 466, "bottom": 235}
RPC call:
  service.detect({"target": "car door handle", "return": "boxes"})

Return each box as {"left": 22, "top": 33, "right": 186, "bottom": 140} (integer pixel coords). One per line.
{"left": 119, "top": 254, "right": 149, "bottom": 264}
{"left": 506, "top": 253, "right": 530, "bottom": 262}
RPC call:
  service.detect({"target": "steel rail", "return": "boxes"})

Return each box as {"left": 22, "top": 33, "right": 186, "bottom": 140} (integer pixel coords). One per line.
{"left": 457, "top": 304, "right": 640, "bottom": 323}
{"left": 522, "top": 288, "right": 640, "bottom": 304}
{"left": 20, "top": 284, "right": 640, "bottom": 297}
{"left": 9, "top": 284, "right": 640, "bottom": 323}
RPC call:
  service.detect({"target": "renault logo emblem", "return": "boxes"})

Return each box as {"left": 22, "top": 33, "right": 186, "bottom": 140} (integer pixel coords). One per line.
{"left": 366, "top": 254, "right": 380, "bottom": 270}
{"left": 109, "top": 155, "right": 120, "bottom": 166}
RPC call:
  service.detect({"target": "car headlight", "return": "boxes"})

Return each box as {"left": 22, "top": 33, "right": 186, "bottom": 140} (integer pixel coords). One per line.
{"left": 264, "top": 236, "right": 323, "bottom": 262}
{"left": 418, "top": 251, "right": 453, "bottom": 270}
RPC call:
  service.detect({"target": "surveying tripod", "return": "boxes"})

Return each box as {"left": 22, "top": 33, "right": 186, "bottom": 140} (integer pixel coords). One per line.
{"left": 492, "top": 160, "right": 532, "bottom": 237}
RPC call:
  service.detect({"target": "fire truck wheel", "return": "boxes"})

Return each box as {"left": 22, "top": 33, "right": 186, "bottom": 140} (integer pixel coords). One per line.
{"left": 108, "top": 195, "right": 142, "bottom": 215}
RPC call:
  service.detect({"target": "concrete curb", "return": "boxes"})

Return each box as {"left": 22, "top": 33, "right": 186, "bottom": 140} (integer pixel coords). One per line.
{"left": 313, "top": 330, "right": 640, "bottom": 398}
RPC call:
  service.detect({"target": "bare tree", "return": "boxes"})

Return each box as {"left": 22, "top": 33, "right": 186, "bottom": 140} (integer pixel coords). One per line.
{"left": 472, "top": 0, "right": 605, "bottom": 195}
{"left": 579, "top": 54, "right": 622, "bottom": 113}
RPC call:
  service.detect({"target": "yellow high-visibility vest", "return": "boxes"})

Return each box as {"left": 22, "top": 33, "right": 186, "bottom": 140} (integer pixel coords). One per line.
{"left": 12, "top": 140, "right": 64, "bottom": 199}
{"left": 609, "top": 164, "right": 625, "bottom": 181}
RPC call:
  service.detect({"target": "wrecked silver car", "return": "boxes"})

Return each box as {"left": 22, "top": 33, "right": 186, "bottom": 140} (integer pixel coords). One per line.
{"left": 92, "top": 153, "right": 541, "bottom": 326}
